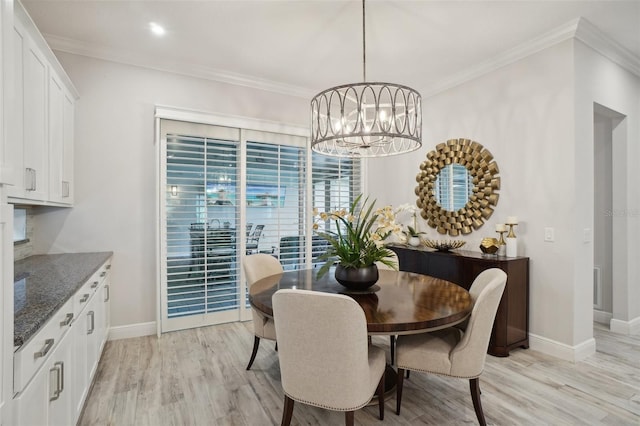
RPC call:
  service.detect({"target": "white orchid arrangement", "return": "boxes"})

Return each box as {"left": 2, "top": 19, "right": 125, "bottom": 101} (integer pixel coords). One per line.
{"left": 394, "top": 203, "right": 425, "bottom": 240}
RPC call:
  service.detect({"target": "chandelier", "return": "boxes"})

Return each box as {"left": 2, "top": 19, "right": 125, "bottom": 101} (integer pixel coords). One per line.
{"left": 310, "top": 0, "right": 422, "bottom": 157}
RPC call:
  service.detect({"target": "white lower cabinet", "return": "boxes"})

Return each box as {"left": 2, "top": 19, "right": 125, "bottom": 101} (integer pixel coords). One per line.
{"left": 13, "top": 258, "right": 111, "bottom": 425}
{"left": 15, "top": 327, "right": 73, "bottom": 426}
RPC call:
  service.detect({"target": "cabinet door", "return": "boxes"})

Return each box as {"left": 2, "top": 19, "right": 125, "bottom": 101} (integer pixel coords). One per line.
{"left": 13, "top": 358, "right": 48, "bottom": 426}
{"left": 22, "top": 31, "right": 48, "bottom": 201}
{"left": 62, "top": 89, "right": 74, "bottom": 203}
{"left": 71, "top": 309, "right": 88, "bottom": 421}
{"left": 47, "top": 332, "right": 73, "bottom": 426}
{"left": 85, "top": 295, "right": 102, "bottom": 381}
{"left": 14, "top": 331, "right": 73, "bottom": 426}
{"left": 48, "top": 71, "right": 64, "bottom": 203}
{"left": 5, "top": 22, "right": 25, "bottom": 198}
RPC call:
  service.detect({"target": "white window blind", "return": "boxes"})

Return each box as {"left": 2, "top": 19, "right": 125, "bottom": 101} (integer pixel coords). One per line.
{"left": 163, "top": 120, "right": 240, "bottom": 323}
{"left": 311, "top": 153, "right": 362, "bottom": 238}
{"left": 246, "top": 135, "right": 306, "bottom": 270}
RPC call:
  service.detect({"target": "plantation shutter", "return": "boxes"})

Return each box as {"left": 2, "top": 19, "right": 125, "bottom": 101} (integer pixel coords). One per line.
{"left": 245, "top": 130, "right": 307, "bottom": 270}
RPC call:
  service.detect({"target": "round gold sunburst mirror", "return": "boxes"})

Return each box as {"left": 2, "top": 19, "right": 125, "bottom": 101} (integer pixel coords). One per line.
{"left": 415, "top": 138, "right": 500, "bottom": 236}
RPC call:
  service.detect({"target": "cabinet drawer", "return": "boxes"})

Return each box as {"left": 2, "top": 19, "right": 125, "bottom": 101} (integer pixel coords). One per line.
{"left": 14, "top": 297, "right": 74, "bottom": 394}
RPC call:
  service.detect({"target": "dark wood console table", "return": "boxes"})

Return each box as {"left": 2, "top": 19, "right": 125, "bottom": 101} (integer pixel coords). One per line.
{"left": 389, "top": 245, "right": 529, "bottom": 357}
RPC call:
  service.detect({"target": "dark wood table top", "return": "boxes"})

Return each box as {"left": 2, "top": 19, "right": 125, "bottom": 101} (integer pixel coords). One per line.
{"left": 249, "top": 269, "right": 473, "bottom": 335}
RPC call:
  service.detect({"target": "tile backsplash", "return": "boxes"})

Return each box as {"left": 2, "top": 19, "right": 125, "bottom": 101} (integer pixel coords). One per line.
{"left": 14, "top": 207, "right": 34, "bottom": 261}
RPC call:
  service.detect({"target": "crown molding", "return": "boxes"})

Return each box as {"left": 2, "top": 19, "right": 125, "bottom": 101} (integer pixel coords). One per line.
{"left": 574, "top": 17, "right": 640, "bottom": 77}
{"left": 43, "top": 33, "right": 315, "bottom": 99}
{"left": 44, "top": 16, "right": 639, "bottom": 101}
{"left": 423, "top": 19, "right": 581, "bottom": 97}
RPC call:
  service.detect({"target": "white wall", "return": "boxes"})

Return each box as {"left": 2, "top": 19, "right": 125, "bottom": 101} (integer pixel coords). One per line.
{"left": 369, "top": 40, "right": 582, "bottom": 352}
{"left": 574, "top": 40, "right": 640, "bottom": 336}
{"left": 33, "top": 53, "right": 309, "bottom": 329}
{"left": 369, "top": 38, "right": 640, "bottom": 356}
{"left": 30, "top": 35, "right": 640, "bottom": 354}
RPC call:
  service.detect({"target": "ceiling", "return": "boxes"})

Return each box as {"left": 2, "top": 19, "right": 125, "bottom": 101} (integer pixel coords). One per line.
{"left": 22, "top": 1, "right": 640, "bottom": 98}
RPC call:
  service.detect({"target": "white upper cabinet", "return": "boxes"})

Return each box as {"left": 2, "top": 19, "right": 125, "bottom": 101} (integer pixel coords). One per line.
{"left": 6, "top": 1, "right": 77, "bottom": 206}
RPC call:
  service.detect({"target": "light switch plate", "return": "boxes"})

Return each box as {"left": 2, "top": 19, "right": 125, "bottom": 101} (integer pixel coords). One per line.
{"left": 544, "top": 227, "right": 555, "bottom": 242}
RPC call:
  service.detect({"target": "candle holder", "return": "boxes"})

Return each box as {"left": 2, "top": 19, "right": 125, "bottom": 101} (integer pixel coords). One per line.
{"left": 496, "top": 230, "right": 506, "bottom": 255}
{"left": 505, "top": 221, "right": 518, "bottom": 257}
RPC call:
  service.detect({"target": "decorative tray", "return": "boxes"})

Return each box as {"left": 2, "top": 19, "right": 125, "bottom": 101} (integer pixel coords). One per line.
{"left": 423, "top": 239, "right": 466, "bottom": 251}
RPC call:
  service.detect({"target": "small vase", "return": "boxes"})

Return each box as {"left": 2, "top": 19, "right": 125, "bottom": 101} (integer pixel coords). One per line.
{"left": 408, "top": 236, "right": 421, "bottom": 247}
{"left": 334, "top": 264, "right": 379, "bottom": 291}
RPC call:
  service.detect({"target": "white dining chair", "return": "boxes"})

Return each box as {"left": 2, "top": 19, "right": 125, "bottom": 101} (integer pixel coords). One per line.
{"left": 273, "top": 289, "right": 386, "bottom": 426}
{"left": 242, "top": 253, "right": 283, "bottom": 370}
{"left": 394, "top": 268, "right": 507, "bottom": 426}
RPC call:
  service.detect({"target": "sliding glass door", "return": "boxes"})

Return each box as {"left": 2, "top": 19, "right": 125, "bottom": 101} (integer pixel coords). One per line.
{"left": 161, "top": 120, "right": 241, "bottom": 332}
{"left": 159, "top": 120, "right": 309, "bottom": 333}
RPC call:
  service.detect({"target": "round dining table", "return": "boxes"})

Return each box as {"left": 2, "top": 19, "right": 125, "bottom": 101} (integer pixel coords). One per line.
{"left": 249, "top": 268, "right": 473, "bottom": 336}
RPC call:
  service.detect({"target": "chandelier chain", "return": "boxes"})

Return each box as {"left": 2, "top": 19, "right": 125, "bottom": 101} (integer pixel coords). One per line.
{"left": 362, "top": 0, "right": 366, "bottom": 82}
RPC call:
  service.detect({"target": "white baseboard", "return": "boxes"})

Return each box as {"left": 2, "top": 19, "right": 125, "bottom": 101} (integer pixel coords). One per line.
{"left": 610, "top": 316, "right": 640, "bottom": 335}
{"left": 593, "top": 309, "right": 613, "bottom": 325}
{"left": 108, "top": 321, "right": 156, "bottom": 341}
{"left": 529, "top": 333, "right": 596, "bottom": 362}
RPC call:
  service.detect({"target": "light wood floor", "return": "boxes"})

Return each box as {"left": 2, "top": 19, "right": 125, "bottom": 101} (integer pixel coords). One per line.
{"left": 79, "top": 322, "right": 640, "bottom": 425}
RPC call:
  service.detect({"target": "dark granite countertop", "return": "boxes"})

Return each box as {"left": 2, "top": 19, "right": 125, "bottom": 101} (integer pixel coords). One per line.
{"left": 14, "top": 252, "right": 113, "bottom": 349}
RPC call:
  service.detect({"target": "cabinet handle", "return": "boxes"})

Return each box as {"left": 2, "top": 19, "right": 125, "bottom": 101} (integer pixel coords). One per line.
{"left": 100, "top": 271, "right": 106, "bottom": 277}
{"left": 62, "top": 180, "right": 69, "bottom": 198}
{"left": 57, "top": 361, "right": 64, "bottom": 393}
{"left": 25, "top": 168, "right": 36, "bottom": 191}
{"left": 106, "top": 264, "right": 111, "bottom": 270}
{"left": 91, "top": 281, "right": 99, "bottom": 289}
{"left": 49, "top": 364, "right": 61, "bottom": 401}
{"left": 60, "top": 313, "right": 73, "bottom": 327}
{"left": 87, "top": 311, "right": 95, "bottom": 334}
{"left": 34, "top": 338, "right": 54, "bottom": 359}
{"left": 32, "top": 169, "right": 37, "bottom": 191}
{"left": 104, "top": 285, "right": 110, "bottom": 302}
{"left": 80, "top": 293, "right": 90, "bottom": 303}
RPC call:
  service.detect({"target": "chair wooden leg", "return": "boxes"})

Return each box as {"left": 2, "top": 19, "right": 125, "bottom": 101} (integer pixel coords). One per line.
{"left": 275, "top": 341, "right": 278, "bottom": 352}
{"left": 345, "top": 411, "right": 354, "bottom": 426}
{"left": 281, "top": 395, "right": 294, "bottom": 426}
{"left": 246, "top": 336, "right": 260, "bottom": 370}
{"left": 396, "top": 368, "right": 405, "bottom": 415}
{"left": 469, "top": 377, "right": 486, "bottom": 426}
{"left": 390, "top": 335, "right": 395, "bottom": 365}
{"left": 377, "top": 371, "right": 385, "bottom": 420}
{"left": 406, "top": 370, "right": 410, "bottom": 379}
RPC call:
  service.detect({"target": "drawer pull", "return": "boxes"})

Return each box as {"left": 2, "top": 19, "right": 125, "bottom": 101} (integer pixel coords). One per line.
{"left": 34, "top": 338, "right": 54, "bottom": 359}
{"left": 100, "top": 271, "right": 107, "bottom": 277}
{"left": 91, "top": 281, "right": 99, "bottom": 289}
{"left": 60, "top": 313, "right": 73, "bottom": 327}
{"left": 80, "top": 294, "right": 90, "bottom": 303}
{"left": 106, "top": 264, "right": 111, "bottom": 270}
{"left": 104, "top": 285, "right": 110, "bottom": 302}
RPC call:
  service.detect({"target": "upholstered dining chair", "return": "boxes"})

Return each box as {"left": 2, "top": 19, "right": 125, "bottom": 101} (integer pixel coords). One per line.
{"left": 375, "top": 250, "right": 399, "bottom": 364}
{"left": 242, "top": 253, "right": 283, "bottom": 370}
{"left": 273, "top": 289, "right": 386, "bottom": 426}
{"left": 394, "top": 268, "right": 507, "bottom": 426}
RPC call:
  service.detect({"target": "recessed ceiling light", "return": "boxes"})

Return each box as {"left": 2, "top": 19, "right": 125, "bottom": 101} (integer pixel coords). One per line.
{"left": 149, "top": 22, "right": 166, "bottom": 36}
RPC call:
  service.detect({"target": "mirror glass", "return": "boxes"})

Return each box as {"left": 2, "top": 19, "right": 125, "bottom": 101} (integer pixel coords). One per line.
{"left": 434, "top": 164, "right": 473, "bottom": 211}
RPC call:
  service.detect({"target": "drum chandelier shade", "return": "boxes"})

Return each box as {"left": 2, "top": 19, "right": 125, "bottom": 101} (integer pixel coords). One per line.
{"left": 310, "top": 0, "right": 422, "bottom": 158}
